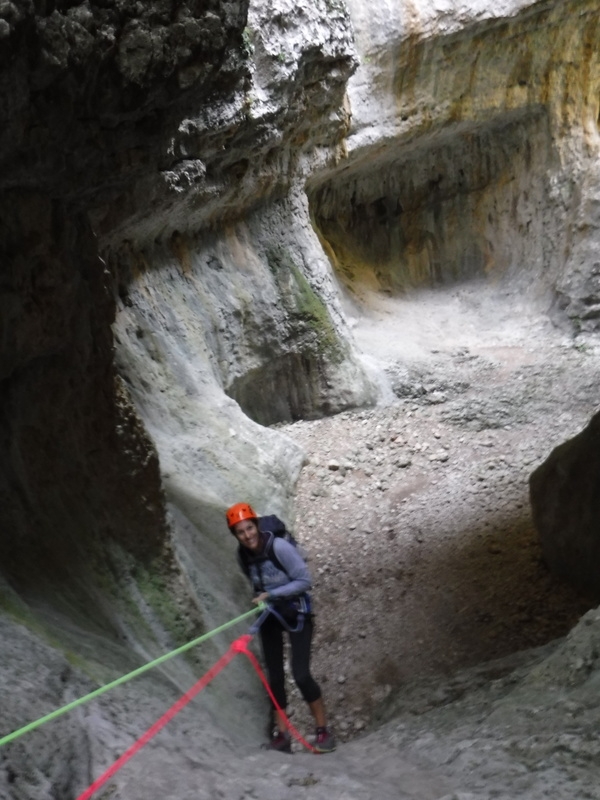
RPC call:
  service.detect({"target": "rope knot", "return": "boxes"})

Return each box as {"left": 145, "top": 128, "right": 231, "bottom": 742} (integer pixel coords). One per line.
{"left": 230, "top": 634, "right": 252, "bottom": 654}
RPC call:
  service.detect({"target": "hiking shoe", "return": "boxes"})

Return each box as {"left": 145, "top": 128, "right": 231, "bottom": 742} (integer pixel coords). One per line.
{"left": 314, "top": 726, "right": 336, "bottom": 753}
{"left": 263, "top": 731, "right": 292, "bottom": 753}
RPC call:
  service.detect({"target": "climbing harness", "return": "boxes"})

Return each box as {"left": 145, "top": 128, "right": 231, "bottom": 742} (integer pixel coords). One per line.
{"left": 262, "top": 602, "right": 306, "bottom": 633}
{"left": 248, "top": 605, "right": 272, "bottom": 634}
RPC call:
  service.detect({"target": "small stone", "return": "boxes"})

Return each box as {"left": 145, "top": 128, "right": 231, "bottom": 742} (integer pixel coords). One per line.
{"left": 337, "top": 675, "right": 347, "bottom": 684}
{"left": 429, "top": 452, "right": 449, "bottom": 463}
{"left": 328, "top": 460, "right": 340, "bottom": 471}
{"left": 425, "top": 392, "right": 447, "bottom": 405}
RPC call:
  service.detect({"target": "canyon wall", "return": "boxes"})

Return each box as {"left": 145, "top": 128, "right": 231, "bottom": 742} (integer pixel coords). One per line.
{"left": 0, "top": 4, "right": 264, "bottom": 796}
{"left": 0, "top": 2, "right": 374, "bottom": 796}
{"left": 311, "top": 0, "right": 600, "bottom": 320}
{"left": 1, "top": 0, "right": 600, "bottom": 797}
{"left": 0, "top": 0, "right": 372, "bottom": 634}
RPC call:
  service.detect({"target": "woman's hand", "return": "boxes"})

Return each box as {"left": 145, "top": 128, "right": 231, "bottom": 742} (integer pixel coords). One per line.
{"left": 252, "top": 592, "right": 269, "bottom": 605}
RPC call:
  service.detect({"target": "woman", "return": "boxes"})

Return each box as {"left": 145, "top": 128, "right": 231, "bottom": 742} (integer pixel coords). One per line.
{"left": 226, "top": 502, "right": 335, "bottom": 753}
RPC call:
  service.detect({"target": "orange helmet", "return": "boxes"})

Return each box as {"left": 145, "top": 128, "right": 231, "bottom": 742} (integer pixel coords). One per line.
{"left": 226, "top": 502, "right": 258, "bottom": 530}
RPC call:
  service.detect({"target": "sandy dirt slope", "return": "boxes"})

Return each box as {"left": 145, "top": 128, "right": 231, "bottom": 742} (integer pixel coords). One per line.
{"left": 278, "top": 280, "right": 599, "bottom": 742}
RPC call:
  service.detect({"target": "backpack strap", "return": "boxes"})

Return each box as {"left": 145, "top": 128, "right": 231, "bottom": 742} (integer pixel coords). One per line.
{"left": 264, "top": 534, "right": 286, "bottom": 575}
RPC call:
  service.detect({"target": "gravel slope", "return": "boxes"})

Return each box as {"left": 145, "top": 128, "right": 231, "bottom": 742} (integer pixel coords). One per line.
{"left": 279, "top": 282, "right": 599, "bottom": 742}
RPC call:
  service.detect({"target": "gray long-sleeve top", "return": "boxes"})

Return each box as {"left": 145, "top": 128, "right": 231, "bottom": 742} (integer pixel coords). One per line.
{"left": 243, "top": 535, "right": 312, "bottom": 599}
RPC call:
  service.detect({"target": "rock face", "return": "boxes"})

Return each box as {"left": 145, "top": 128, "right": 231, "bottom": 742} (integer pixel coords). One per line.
{"left": 0, "top": 3, "right": 374, "bottom": 797}
{"left": 0, "top": 2, "right": 262, "bottom": 648}
{"left": 111, "top": 190, "right": 375, "bottom": 430}
{"left": 309, "top": 0, "right": 600, "bottom": 312}
{"left": 94, "top": 0, "right": 359, "bottom": 244}
{"left": 0, "top": 1, "right": 248, "bottom": 198}
{"left": 530, "top": 411, "right": 600, "bottom": 598}
{"left": 0, "top": 6, "right": 266, "bottom": 796}
{"left": 2, "top": 0, "right": 600, "bottom": 797}
{"left": 0, "top": 194, "right": 167, "bottom": 590}
{"left": 103, "top": 0, "right": 375, "bottom": 430}
{"left": 0, "top": 0, "right": 372, "bottom": 604}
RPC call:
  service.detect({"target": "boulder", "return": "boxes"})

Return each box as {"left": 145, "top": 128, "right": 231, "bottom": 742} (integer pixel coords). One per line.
{"left": 530, "top": 412, "right": 600, "bottom": 597}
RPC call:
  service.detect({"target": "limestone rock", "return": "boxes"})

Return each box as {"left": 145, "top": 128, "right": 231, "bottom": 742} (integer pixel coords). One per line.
{"left": 530, "top": 411, "right": 600, "bottom": 597}
{"left": 2, "top": 0, "right": 600, "bottom": 797}
{"left": 309, "top": 0, "right": 600, "bottom": 331}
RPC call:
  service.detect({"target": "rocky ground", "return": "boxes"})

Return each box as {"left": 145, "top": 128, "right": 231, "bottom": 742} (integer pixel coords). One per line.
{"left": 277, "top": 280, "right": 600, "bottom": 745}
{"left": 5, "top": 280, "right": 600, "bottom": 800}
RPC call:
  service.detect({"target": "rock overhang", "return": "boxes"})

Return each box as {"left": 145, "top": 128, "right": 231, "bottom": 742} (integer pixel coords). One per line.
{"left": 306, "top": 0, "right": 600, "bottom": 300}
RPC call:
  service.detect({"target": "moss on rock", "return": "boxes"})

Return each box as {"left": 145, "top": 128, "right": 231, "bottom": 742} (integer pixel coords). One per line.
{"left": 266, "top": 245, "right": 344, "bottom": 362}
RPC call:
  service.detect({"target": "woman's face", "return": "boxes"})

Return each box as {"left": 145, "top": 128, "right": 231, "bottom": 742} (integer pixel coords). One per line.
{"left": 233, "top": 519, "right": 261, "bottom": 552}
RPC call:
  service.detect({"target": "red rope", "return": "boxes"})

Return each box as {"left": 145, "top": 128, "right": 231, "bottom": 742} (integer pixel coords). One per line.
{"left": 76, "top": 637, "right": 243, "bottom": 800}
{"left": 77, "top": 631, "right": 320, "bottom": 799}
{"left": 230, "top": 636, "right": 319, "bottom": 753}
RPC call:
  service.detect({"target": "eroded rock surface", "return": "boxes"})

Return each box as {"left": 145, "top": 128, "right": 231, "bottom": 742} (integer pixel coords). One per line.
{"left": 0, "top": 2, "right": 372, "bottom": 796}
{"left": 310, "top": 0, "right": 600, "bottom": 326}
{"left": 2, "top": 0, "right": 600, "bottom": 798}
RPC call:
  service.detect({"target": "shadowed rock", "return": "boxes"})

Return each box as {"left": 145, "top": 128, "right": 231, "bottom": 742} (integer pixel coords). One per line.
{"left": 530, "top": 411, "right": 600, "bottom": 598}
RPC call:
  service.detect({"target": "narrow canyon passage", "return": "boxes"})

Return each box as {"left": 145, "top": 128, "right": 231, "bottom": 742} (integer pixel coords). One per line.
{"left": 4, "top": 2, "right": 600, "bottom": 797}
{"left": 280, "top": 280, "right": 598, "bottom": 742}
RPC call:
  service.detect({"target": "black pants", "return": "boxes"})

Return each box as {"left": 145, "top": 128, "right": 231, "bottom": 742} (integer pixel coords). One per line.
{"left": 259, "top": 613, "right": 321, "bottom": 710}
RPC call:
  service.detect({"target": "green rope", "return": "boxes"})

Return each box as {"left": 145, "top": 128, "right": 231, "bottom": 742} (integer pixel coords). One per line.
{"left": 0, "top": 604, "right": 264, "bottom": 748}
